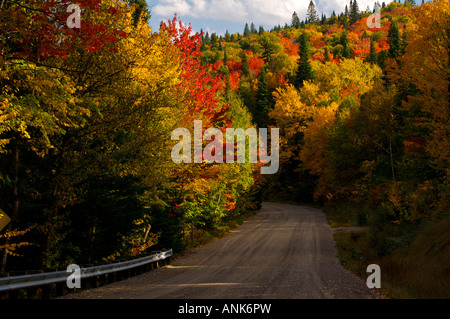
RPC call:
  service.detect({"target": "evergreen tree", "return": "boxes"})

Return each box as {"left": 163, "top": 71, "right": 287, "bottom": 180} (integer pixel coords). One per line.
{"left": 345, "top": 4, "right": 349, "bottom": 17}
{"left": 223, "top": 48, "right": 228, "bottom": 63}
{"left": 350, "top": 0, "right": 360, "bottom": 24}
{"left": 259, "top": 25, "right": 265, "bottom": 35}
{"left": 294, "top": 33, "right": 314, "bottom": 89}
{"left": 250, "top": 22, "right": 257, "bottom": 34}
{"left": 367, "top": 36, "right": 377, "bottom": 64}
{"left": 340, "top": 31, "right": 351, "bottom": 58}
{"left": 306, "top": 1, "right": 319, "bottom": 24}
{"left": 261, "top": 36, "right": 274, "bottom": 65}
{"left": 292, "top": 11, "right": 301, "bottom": 28}
{"left": 388, "top": 21, "right": 402, "bottom": 58}
{"left": 210, "top": 32, "right": 218, "bottom": 46}
{"left": 255, "top": 66, "right": 272, "bottom": 127}
{"left": 225, "top": 29, "right": 230, "bottom": 42}
{"left": 204, "top": 32, "right": 210, "bottom": 45}
{"left": 324, "top": 46, "right": 331, "bottom": 62}
{"left": 244, "top": 23, "right": 250, "bottom": 36}
{"left": 241, "top": 52, "right": 250, "bottom": 76}
{"left": 225, "top": 75, "right": 231, "bottom": 97}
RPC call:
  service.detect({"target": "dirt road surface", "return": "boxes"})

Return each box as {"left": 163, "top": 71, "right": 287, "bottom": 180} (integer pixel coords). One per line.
{"left": 63, "top": 202, "right": 377, "bottom": 299}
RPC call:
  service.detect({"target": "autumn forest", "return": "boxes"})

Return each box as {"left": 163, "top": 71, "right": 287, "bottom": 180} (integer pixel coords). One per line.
{"left": 0, "top": 0, "right": 449, "bottom": 298}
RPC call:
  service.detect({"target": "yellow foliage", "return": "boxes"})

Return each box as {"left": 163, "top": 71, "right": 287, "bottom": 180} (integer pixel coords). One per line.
{"left": 300, "top": 103, "right": 339, "bottom": 200}
{"left": 270, "top": 84, "right": 312, "bottom": 163}
{"left": 0, "top": 227, "right": 33, "bottom": 257}
{"left": 387, "top": 0, "right": 450, "bottom": 176}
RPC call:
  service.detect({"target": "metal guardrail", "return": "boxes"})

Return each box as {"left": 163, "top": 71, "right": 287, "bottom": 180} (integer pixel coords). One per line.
{"left": 0, "top": 249, "right": 173, "bottom": 293}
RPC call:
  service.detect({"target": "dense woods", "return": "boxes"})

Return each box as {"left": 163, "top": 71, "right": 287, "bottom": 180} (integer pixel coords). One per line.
{"left": 0, "top": 0, "right": 448, "bottom": 297}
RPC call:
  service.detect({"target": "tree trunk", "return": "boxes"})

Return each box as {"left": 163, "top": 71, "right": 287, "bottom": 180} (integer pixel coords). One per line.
{"left": 389, "top": 139, "right": 395, "bottom": 181}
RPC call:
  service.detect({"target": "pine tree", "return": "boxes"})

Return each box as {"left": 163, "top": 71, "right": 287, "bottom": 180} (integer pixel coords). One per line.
{"left": 292, "top": 11, "right": 301, "bottom": 28}
{"left": 324, "top": 46, "right": 331, "bottom": 62}
{"left": 294, "top": 33, "right": 314, "bottom": 89}
{"left": 350, "top": 0, "right": 360, "bottom": 24}
{"left": 250, "top": 22, "right": 257, "bottom": 34}
{"left": 306, "top": 1, "right": 318, "bottom": 24}
{"left": 244, "top": 23, "right": 250, "bottom": 36}
{"left": 259, "top": 25, "right": 265, "bottom": 35}
{"left": 225, "top": 29, "right": 230, "bottom": 42}
{"left": 367, "top": 36, "right": 377, "bottom": 64}
{"left": 388, "top": 21, "right": 402, "bottom": 58}
{"left": 210, "top": 32, "right": 217, "bottom": 46}
{"left": 340, "top": 31, "right": 351, "bottom": 58}
{"left": 255, "top": 66, "right": 272, "bottom": 127}
{"left": 223, "top": 47, "right": 228, "bottom": 63}
{"left": 204, "top": 32, "right": 210, "bottom": 45}
{"left": 241, "top": 52, "right": 250, "bottom": 76}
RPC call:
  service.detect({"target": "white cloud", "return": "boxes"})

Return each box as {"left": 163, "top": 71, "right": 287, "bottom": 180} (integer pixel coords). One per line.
{"left": 153, "top": 0, "right": 192, "bottom": 16}
{"left": 151, "top": 0, "right": 392, "bottom": 33}
{"left": 153, "top": 0, "right": 248, "bottom": 23}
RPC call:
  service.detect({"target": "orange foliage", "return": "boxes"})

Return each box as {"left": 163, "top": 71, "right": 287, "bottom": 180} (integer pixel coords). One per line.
{"left": 310, "top": 35, "right": 325, "bottom": 49}
{"left": 350, "top": 17, "right": 369, "bottom": 34}
{"left": 312, "top": 52, "right": 325, "bottom": 62}
{"left": 325, "top": 25, "right": 344, "bottom": 36}
{"left": 247, "top": 55, "right": 265, "bottom": 77}
{"left": 353, "top": 38, "right": 370, "bottom": 58}
{"left": 280, "top": 36, "right": 298, "bottom": 56}
{"left": 340, "top": 83, "right": 360, "bottom": 100}
{"left": 376, "top": 37, "right": 390, "bottom": 52}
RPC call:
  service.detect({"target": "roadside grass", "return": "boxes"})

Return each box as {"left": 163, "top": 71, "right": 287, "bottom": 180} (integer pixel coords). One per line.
{"left": 326, "top": 202, "right": 450, "bottom": 299}
{"left": 324, "top": 201, "right": 369, "bottom": 227}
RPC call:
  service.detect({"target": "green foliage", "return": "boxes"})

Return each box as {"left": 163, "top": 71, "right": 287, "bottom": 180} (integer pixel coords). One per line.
{"left": 294, "top": 33, "right": 314, "bottom": 89}
{"left": 388, "top": 21, "right": 402, "bottom": 58}
{"left": 254, "top": 67, "right": 272, "bottom": 127}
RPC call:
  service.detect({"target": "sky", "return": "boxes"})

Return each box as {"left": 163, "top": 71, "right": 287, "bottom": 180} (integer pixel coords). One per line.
{"left": 146, "top": 0, "right": 395, "bottom": 35}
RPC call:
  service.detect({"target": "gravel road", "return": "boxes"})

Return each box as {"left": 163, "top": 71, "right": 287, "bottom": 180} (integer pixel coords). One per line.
{"left": 63, "top": 202, "right": 377, "bottom": 299}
